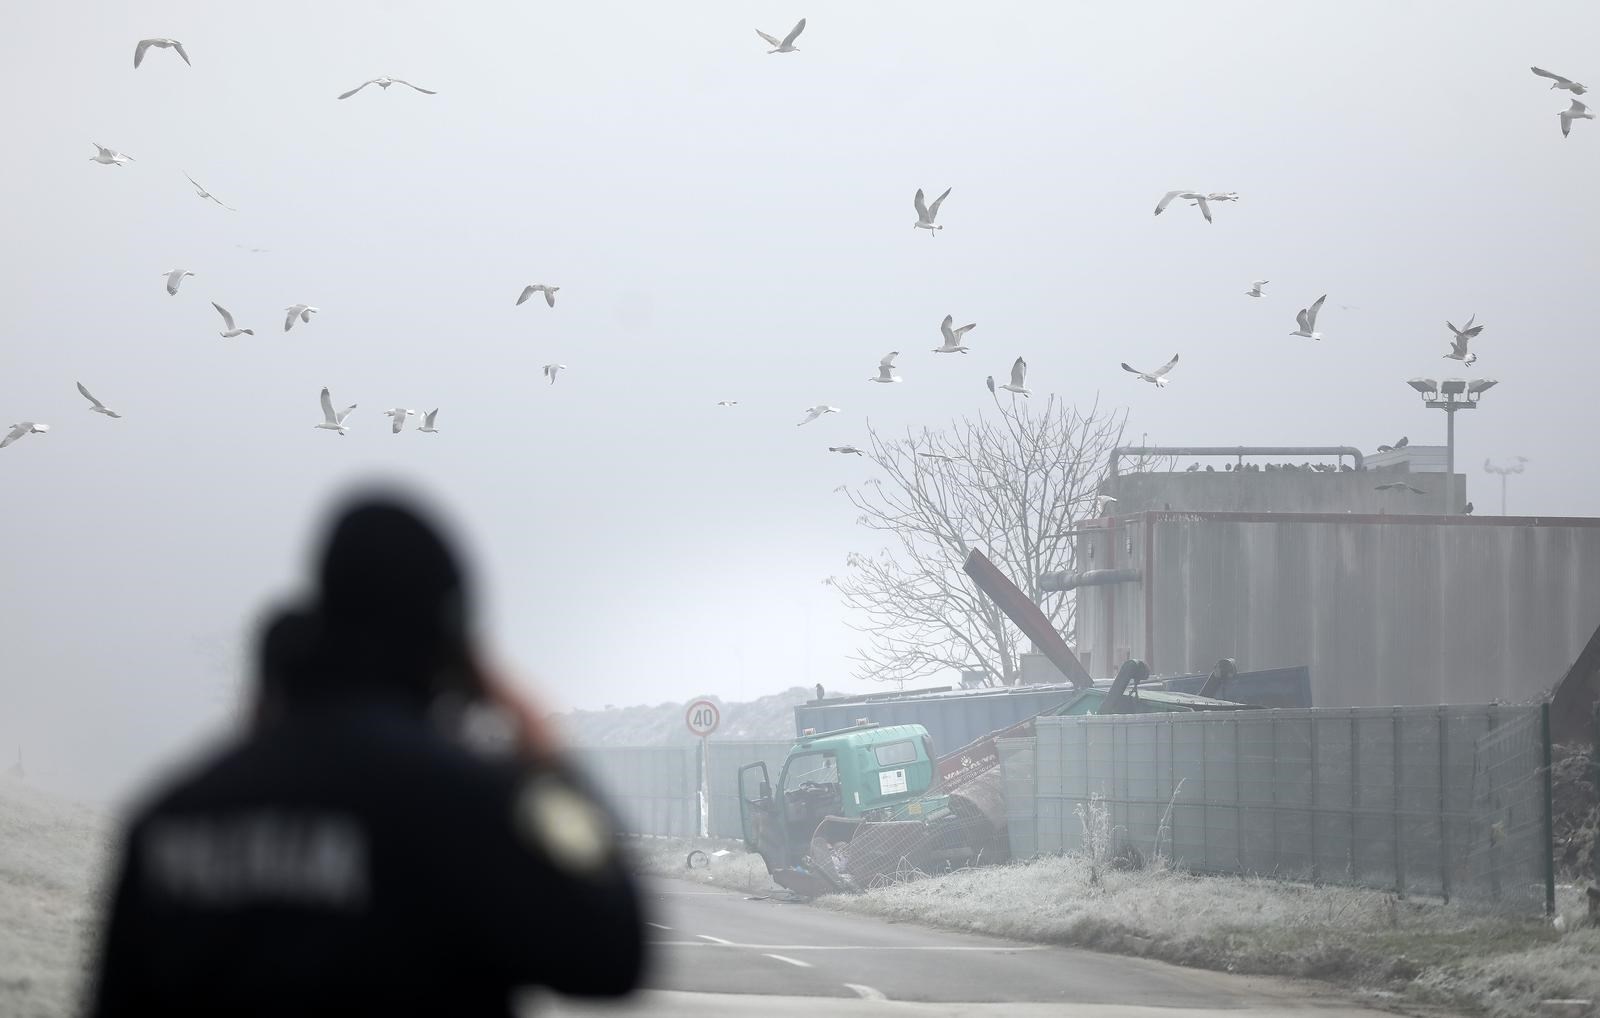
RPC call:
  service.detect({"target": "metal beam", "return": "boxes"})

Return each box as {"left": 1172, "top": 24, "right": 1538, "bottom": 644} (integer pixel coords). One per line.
{"left": 962, "top": 549, "right": 1092, "bottom": 688}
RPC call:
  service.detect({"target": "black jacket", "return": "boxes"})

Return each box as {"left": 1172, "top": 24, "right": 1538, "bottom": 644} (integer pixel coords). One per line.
{"left": 87, "top": 696, "right": 644, "bottom": 1017}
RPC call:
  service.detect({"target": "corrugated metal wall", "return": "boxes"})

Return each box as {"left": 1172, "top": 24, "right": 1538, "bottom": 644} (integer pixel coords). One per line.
{"left": 1076, "top": 513, "right": 1600, "bottom": 707}
{"left": 704, "top": 740, "right": 793, "bottom": 839}
{"left": 571, "top": 745, "right": 700, "bottom": 837}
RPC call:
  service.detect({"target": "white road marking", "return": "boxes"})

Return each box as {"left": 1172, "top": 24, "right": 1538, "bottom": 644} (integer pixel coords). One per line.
{"left": 762, "top": 953, "right": 813, "bottom": 968}
{"left": 846, "top": 983, "right": 888, "bottom": 1000}
{"left": 645, "top": 922, "right": 673, "bottom": 931}
{"left": 652, "top": 941, "right": 1044, "bottom": 952}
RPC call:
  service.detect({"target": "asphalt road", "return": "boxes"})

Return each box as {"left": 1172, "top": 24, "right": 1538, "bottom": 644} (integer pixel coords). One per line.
{"left": 528, "top": 877, "right": 1410, "bottom": 1017}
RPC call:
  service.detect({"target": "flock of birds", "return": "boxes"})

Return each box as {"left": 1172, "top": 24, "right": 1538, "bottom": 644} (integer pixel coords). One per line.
{"left": 1, "top": 35, "right": 1589, "bottom": 464}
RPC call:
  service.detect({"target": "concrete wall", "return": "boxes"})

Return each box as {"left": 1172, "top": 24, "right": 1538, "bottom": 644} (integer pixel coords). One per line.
{"left": 1073, "top": 512, "right": 1600, "bottom": 712}
{"left": 1106, "top": 468, "right": 1466, "bottom": 516}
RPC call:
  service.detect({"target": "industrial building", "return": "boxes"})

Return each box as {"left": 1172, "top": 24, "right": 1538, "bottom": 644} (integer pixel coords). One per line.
{"left": 1068, "top": 445, "right": 1600, "bottom": 709}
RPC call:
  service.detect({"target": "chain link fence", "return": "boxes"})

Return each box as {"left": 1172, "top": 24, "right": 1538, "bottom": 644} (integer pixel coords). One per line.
{"left": 1005, "top": 705, "right": 1553, "bottom": 913}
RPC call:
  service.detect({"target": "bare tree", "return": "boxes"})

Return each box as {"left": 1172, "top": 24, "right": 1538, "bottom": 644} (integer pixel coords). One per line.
{"left": 827, "top": 395, "right": 1146, "bottom": 687}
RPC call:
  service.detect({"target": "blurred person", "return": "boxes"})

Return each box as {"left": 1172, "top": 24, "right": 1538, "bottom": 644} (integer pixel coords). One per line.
{"left": 87, "top": 494, "right": 644, "bottom": 1017}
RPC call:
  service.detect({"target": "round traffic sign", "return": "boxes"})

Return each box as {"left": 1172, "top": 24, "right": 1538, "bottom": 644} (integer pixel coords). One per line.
{"left": 684, "top": 699, "right": 720, "bottom": 738}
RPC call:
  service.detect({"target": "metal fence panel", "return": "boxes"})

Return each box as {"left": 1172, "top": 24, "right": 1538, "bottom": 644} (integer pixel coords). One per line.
{"left": 1022, "top": 703, "right": 1552, "bottom": 913}
{"left": 998, "top": 738, "right": 1037, "bottom": 859}
{"left": 572, "top": 745, "right": 700, "bottom": 837}
{"left": 705, "top": 740, "right": 794, "bottom": 839}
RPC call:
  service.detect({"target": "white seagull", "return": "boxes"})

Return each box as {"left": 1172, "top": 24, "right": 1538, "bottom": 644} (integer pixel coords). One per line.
{"left": 134, "top": 38, "right": 190, "bottom": 68}
{"left": 997, "top": 356, "right": 1030, "bottom": 396}
{"left": 338, "top": 77, "right": 437, "bottom": 100}
{"left": 2, "top": 422, "right": 49, "bottom": 449}
{"left": 284, "top": 304, "right": 319, "bottom": 332}
{"left": 517, "top": 284, "right": 559, "bottom": 307}
{"left": 76, "top": 382, "right": 121, "bottom": 418}
{"left": 869, "top": 352, "right": 902, "bottom": 383}
{"left": 755, "top": 19, "right": 806, "bottom": 53}
{"left": 1445, "top": 314, "right": 1482, "bottom": 366}
{"left": 913, "top": 187, "right": 952, "bottom": 235}
{"left": 797, "top": 405, "right": 839, "bottom": 426}
{"left": 315, "top": 388, "right": 356, "bottom": 435}
{"left": 1532, "top": 66, "right": 1587, "bottom": 95}
{"left": 1290, "top": 295, "right": 1327, "bottom": 339}
{"left": 1375, "top": 482, "right": 1428, "bottom": 495}
{"left": 418, "top": 409, "right": 440, "bottom": 434}
{"left": 90, "top": 143, "right": 133, "bottom": 166}
{"left": 183, "top": 172, "right": 235, "bottom": 210}
{"left": 383, "top": 408, "right": 416, "bottom": 434}
{"left": 1121, "top": 354, "right": 1179, "bottom": 387}
{"left": 933, "top": 314, "right": 975, "bottom": 353}
{"left": 828, "top": 445, "right": 865, "bottom": 456}
{"left": 1245, "top": 280, "right": 1269, "bottom": 297}
{"left": 1154, "top": 189, "right": 1212, "bottom": 223}
{"left": 543, "top": 364, "right": 566, "bottom": 384}
{"left": 211, "top": 302, "right": 254, "bottom": 337}
{"left": 1560, "top": 99, "right": 1593, "bottom": 137}
{"left": 716, "top": 400, "right": 740, "bottom": 407}
{"left": 162, "top": 269, "right": 194, "bottom": 295}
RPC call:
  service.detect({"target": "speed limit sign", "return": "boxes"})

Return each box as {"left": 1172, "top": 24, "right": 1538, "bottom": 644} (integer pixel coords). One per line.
{"left": 685, "top": 699, "right": 720, "bottom": 738}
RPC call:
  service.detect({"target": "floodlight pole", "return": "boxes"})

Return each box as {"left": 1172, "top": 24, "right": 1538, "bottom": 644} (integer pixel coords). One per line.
{"left": 1484, "top": 459, "right": 1527, "bottom": 515}
{"left": 1421, "top": 391, "right": 1473, "bottom": 486}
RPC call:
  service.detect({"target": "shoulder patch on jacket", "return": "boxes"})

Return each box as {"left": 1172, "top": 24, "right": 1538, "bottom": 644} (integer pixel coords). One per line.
{"left": 513, "top": 774, "right": 612, "bottom": 875}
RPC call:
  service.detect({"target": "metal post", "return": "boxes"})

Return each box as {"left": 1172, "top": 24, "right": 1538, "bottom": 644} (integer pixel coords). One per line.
{"left": 1500, "top": 473, "right": 1508, "bottom": 516}
{"left": 1439, "top": 707, "right": 1452, "bottom": 902}
{"left": 1309, "top": 717, "right": 1321, "bottom": 883}
{"left": 1541, "top": 702, "right": 1556, "bottom": 917}
{"left": 1350, "top": 714, "right": 1359, "bottom": 880}
{"left": 1446, "top": 405, "right": 1456, "bottom": 494}
{"left": 1235, "top": 717, "right": 1245, "bottom": 872}
{"left": 1393, "top": 709, "right": 1405, "bottom": 897}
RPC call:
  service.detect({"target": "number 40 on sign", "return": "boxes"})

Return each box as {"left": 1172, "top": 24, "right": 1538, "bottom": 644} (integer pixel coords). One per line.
{"left": 685, "top": 699, "right": 720, "bottom": 738}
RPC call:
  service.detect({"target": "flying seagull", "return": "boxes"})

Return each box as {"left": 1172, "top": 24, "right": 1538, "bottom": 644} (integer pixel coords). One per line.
{"left": 418, "top": 408, "right": 440, "bottom": 434}
{"left": 1245, "top": 280, "right": 1269, "bottom": 298}
{"left": 211, "top": 302, "right": 254, "bottom": 337}
{"left": 1559, "top": 99, "right": 1593, "bottom": 137}
{"left": 1445, "top": 314, "right": 1482, "bottom": 366}
{"left": 916, "top": 451, "right": 953, "bottom": 462}
{"left": 183, "top": 173, "right": 235, "bottom": 210}
{"left": 1154, "top": 189, "right": 1212, "bottom": 223}
{"left": 338, "top": 77, "right": 437, "bottom": 100}
{"left": 755, "top": 19, "right": 805, "bottom": 53}
{"left": 933, "top": 314, "right": 975, "bottom": 353}
{"left": 383, "top": 408, "right": 416, "bottom": 434}
{"left": 90, "top": 143, "right": 133, "bottom": 166}
{"left": 797, "top": 405, "right": 839, "bottom": 426}
{"left": 998, "top": 356, "right": 1030, "bottom": 396}
{"left": 1532, "top": 66, "right": 1587, "bottom": 95}
{"left": 1121, "top": 354, "right": 1179, "bottom": 387}
{"left": 715, "top": 400, "right": 740, "bottom": 407}
{"left": 76, "top": 382, "right": 121, "bottom": 418}
{"left": 869, "top": 351, "right": 901, "bottom": 383}
{"left": 134, "top": 38, "right": 190, "bottom": 68}
{"left": 1290, "top": 295, "right": 1327, "bottom": 339}
{"left": 517, "top": 284, "right": 559, "bottom": 307}
{"left": 284, "top": 304, "right": 319, "bottom": 332}
{"left": 1204, "top": 192, "right": 1240, "bottom": 203}
{"left": 1, "top": 422, "right": 48, "bottom": 449}
{"left": 828, "top": 445, "right": 865, "bottom": 456}
{"left": 913, "top": 187, "right": 952, "bottom": 235}
{"left": 1375, "top": 482, "right": 1427, "bottom": 495}
{"left": 314, "top": 388, "right": 356, "bottom": 435}
{"left": 543, "top": 364, "right": 566, "bottom": 384}
{"left": 162, "top": 269, "right": 194, "bottom": 295}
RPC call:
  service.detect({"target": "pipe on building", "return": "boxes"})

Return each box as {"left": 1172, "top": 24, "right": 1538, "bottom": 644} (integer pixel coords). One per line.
{"left": 1039, "top": 567, "right": 1142, "bottom": 593}
{"left": 1108, "top": 445, "right": 1365, "bottom": 476}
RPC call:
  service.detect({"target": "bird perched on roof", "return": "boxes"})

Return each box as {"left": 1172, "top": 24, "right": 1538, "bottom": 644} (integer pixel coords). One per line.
{"left": 1204, "top": 465, "right": 1215, "bottom": 472}
{"left": 1463, "top": 502, "right": 1474, "bottom": 514}
{"left": 1186, "top": 463, "right": 1200, "bottom": 472}
{"left": 1377, "top": 436, "right": 1409, "bottom": 452}
{"left": 1375, "top": 482, "right": 1428, "bottom": 495}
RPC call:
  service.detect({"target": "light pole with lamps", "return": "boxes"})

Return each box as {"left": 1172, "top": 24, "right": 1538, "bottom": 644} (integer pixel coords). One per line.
{"left": 1483, "top": 456, "right": 1529, "bottom": 515}
{"left": 1407, "top": 377, "right": 1497, "bottom": 511}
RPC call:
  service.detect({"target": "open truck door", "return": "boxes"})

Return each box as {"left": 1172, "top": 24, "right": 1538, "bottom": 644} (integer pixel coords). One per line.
{"left": 737, "top": 761, "right": 773, "bottom": 854}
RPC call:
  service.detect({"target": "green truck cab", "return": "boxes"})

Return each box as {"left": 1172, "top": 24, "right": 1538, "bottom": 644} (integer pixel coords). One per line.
{"left": 738, "top": 722, "right": 950, "bottom": 890}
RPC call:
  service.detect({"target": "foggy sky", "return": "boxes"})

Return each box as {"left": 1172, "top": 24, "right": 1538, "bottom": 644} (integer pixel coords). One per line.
{"left": 2, "top": 1, "right": 1597, "bottom": 802}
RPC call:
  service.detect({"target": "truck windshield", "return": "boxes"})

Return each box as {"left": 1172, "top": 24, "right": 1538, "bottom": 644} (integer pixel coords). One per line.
{"left": 784, "top": 751, "right": 837, "bottom": 787}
